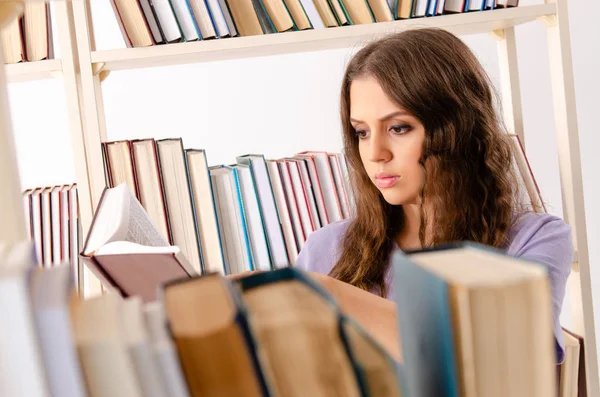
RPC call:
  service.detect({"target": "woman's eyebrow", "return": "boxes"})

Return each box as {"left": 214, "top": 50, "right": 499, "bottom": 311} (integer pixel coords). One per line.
{"left": 350, "top": 111, "right": 409, "bottom": 124}
{"left": 379, "top": 111, "right": 409, "bottom": 121}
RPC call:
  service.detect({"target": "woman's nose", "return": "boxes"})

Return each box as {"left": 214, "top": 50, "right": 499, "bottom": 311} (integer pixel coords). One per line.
{"left": 368, "top": 131, "right": 392, "bottom": 163}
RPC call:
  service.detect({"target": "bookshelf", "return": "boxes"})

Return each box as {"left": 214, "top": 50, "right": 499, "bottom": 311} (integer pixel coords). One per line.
{"left": 5, "top": 58, "right": 62, "bottom": 82}
{"left": 0, "top": 0, "right": 597, "bottom": 395}
{"left": 89, "top": 3, "right": 556, "bottom": 71}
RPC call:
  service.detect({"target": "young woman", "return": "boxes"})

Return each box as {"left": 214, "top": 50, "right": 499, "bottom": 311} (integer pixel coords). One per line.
{"left": 295, "top": 28, "right": 573, "bottom": 365}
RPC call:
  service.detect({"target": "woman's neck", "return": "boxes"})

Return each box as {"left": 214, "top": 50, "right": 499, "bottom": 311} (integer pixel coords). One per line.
{"left": 397, "top": 203, "right": 423, "bottom": 251}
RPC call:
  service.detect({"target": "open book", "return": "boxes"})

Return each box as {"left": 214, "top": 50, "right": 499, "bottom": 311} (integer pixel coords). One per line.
{"left": 81, "top": 183, "right": 197, "bottom": 302}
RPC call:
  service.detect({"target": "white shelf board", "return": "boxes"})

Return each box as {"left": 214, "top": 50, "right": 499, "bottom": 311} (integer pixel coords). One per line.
{"left": 5, "top": 59, "right": 62, "bottom": 83}
{"left": 92, "top": 3, "right": 556, "bottom": 72}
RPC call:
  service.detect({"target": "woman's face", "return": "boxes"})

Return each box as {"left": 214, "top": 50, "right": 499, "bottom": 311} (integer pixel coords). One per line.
{"left": 350, "top": 76, "right": 426, "bottom": 206}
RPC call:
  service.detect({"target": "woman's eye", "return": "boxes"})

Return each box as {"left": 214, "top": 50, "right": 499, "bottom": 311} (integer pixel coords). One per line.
{"left": 390, "top": 124, "right": 412, "bottom": 135}
{"left": 355, "top": 129, "right": 370, "bottom": 139}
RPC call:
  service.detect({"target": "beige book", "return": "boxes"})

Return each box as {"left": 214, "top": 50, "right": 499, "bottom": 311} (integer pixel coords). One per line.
{"left": 23, "top": 1, "right": 52, "bottom": 61}
{"left": 131, "top": 139, "right": 171, "bottom": 244}
{"left": 104, "top": 141, "right": 138, "bottom": 201}
{"left": 163, "top": 274, "right": 265, "bottom": 397}
{"left": 186, "top": 149, "right": 225, "bottom": 275}
{"left": 110, "top": 0, "right": 154, "bottom": 47}
{"left": 339, "top": 0, "right": 374, "bottom": 24}
{"left": 282, "top": 0, "right": 312, "bottom": 29}
{"left": 396, "top": 0, "right": 412, "bottom": 18}
{"left": 395, "top": 244, "right": 556, "bottom": 397}
{"left": 509, "top": 134, "right": 546, "bottom": 213}
{"left": 262, "top": 0, "right": 295, "bottom": 31}
{"left": 343, "top": 319, "right": 402, "bottom": 397}
{"left": 366, "top": 0, "right": 393, "bottom": 21}
{"left": 559, "top": 330, "right": 581, "bottom": 397}
{"left": 1, "top": 17, "right": 25, "bottom": 63}
{"left": 240, "top": 279, "right": 361, "bottom": 396}
{"left": 71, "top": 293, "right": 143, "bottom": 397}
{"left": 225, "top": 0, "right": 264, "bottom": 36}
{"left": 156, "top": 139, "right": 203, "bottom": 274}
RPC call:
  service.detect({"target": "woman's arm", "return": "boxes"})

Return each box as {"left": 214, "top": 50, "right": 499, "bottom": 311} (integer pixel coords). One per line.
{"left": 308, "top": 271, "right": 402, "bottom": 362}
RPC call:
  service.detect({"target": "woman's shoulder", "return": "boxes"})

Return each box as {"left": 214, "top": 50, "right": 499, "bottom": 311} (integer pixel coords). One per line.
{"left": 506, "top": 211, "right": 573, "bottom": 261}
{"left": 294, "top": 219, "right": 353, "bottom": 275}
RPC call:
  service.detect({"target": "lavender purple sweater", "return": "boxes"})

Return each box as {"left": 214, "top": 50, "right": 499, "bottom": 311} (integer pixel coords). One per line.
{"left": 295, "top": 211, "right": 573, "bottom": 364}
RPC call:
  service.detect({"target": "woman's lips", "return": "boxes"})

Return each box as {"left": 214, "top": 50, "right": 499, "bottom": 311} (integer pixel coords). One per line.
{"left": 375, "top": 173, "right": 400, "bottom": 188}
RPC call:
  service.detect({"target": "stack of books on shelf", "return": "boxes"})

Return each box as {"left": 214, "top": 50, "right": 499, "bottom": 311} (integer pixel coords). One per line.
{"left": 0, "top": 230, "right": 584, "bottom": 396}
{"left": 0, "top": 243, "right": 402, "bottom": 397}
{"left": 101, "top": 137, "right": 354, "bottom": 278}
{"left": 1, "top": 1, "right": 53, "bottom": 64}
{"left": 111, "top": 0, "right": 521, "bottom": 47}
{"left": 99, "top": 133, "right": 544, "bottom": 286}
{"left": 22, "top": 183, "right": 82, "bottom": 291}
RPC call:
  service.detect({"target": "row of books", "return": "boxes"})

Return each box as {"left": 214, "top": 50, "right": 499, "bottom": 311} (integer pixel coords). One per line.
{"left": 112, "top": 0, "right": 520, "bottom": 48}
{"left": 21, "top": 184, "right": 82, "bottom": 290}
{"left": 0, "top": 244, "right": 400, "bottom": 397}
{"left": 1, "top": 1, "right": 53, "bottom": 64}
{"left": 0, "top": 228, "right": 583, "bottom": 396}
{"left": 101, "top": 137, "right": 353, "bottom": 278}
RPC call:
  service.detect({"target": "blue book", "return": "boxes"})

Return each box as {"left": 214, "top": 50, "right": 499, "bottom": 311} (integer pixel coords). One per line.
{"left": 392, "top": 249, "right": 460, "bottom": 397}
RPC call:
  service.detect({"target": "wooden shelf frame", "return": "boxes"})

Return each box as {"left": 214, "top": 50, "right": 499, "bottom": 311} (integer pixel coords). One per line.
{"left": 5, "top": 58, "right": 62, "bottom": 82}
{"left": 0, "top": 0, "right": 598, "bottom": 395}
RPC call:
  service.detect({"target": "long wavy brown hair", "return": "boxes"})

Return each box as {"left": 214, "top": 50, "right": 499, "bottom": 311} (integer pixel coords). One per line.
{"left": 329, "top": 28, "right": 524, "bottom": 297}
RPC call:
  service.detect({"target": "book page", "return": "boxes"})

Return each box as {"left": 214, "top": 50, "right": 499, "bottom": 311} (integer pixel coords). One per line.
{"left": 125, "top": 194, "right": 169, "bottom": 247}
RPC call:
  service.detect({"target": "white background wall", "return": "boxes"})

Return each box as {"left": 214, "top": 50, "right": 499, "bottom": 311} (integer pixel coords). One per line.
{"left": 8, "top": 0, "right": 599, "bottom": 357}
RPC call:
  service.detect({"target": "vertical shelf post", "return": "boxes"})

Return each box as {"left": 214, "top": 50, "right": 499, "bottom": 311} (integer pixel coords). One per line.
{"left": 0, "top": 1, "right": 27, "bottom": 250}
{"left": 543, "top": 0, "right": 599, "bottom": 395}
{"left": 492, "top": 27, "right": 525, "bottom": 145}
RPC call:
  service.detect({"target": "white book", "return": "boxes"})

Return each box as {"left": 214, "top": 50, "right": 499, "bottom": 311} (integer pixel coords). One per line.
{"left": 296, "top": 159, "right": 321, "bottom": 229}
{"left": 152, "top": 0, "right": 184, "bottom": 42}
{"left": 210, "top": 166, "right": 252, "bottom": 275}
{"left": 296, "top": 155, "right": 329, "bottom": 226}
{"left": 188, "top": 0, "right": 218, "bottom": 39}
{"left": 444, "top": 0, "right": 464, "bottom": 12}
{"left": 60, "top": 186, "right": 70, "bottom": 267}
{"left": 122, "top": 297, "right": 168, "bottom": 397}
{"left": 266, "top": 160, "right": 298, "bottom": 264}
{"left": 30, "top": 264, "right": 87, "bottom": 397}
{"left": 72, "top": 293, "right": 143, "bottom": 397}
{"left": 41, "top": 186, "right": 52, "bottom": 267}
{"left": 139, "top": 0, "right": 165, "bottom": 43}
{"left": 468, "top": 0, "right": 484, "bottom": 11}
{"left": 31, "top": 188, "right": 43, "bottom": 266}
{"left": 144, "top": 301, "right": 190, "bottom": 397}
{"left": 297, "top": 152, "right": 342, "bottom": 223}
{"left": 234, "top": 164, "right": 272, "bottom": 272}
{"left": 50, "top": 186, "right": 62, "bottom": 266}
{"left": 236, "top": 155, "right": 289, "bottom": 268}
{"left": 278, "top": 161, "right": 306, "bottom": 250}
{"left": 287, "top": 160, "right": 315, "bottom": 239}
{"left": 412, "top": 0, "right": 428, "bottom": 16}
{"left": 215, "top": 0, "right": 237, "bottom": 36}
{"left": 170, "top": 0, "right": 201, "bottom": 40}
{"left": 0, "top": 245, "right": 49, "bottom": 397}
{"left": 328, "top": 154, "right": 350, "bottom": 219}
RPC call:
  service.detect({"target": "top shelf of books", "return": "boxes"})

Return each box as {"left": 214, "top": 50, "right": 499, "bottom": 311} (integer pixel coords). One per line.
{"left": 91, "top": 3, "right": 555, "bottom": 73}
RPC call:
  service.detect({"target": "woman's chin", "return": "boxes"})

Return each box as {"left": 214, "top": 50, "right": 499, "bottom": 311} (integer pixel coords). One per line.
{"left": 380, "top": 191, "right": 419, "bottom": 206}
